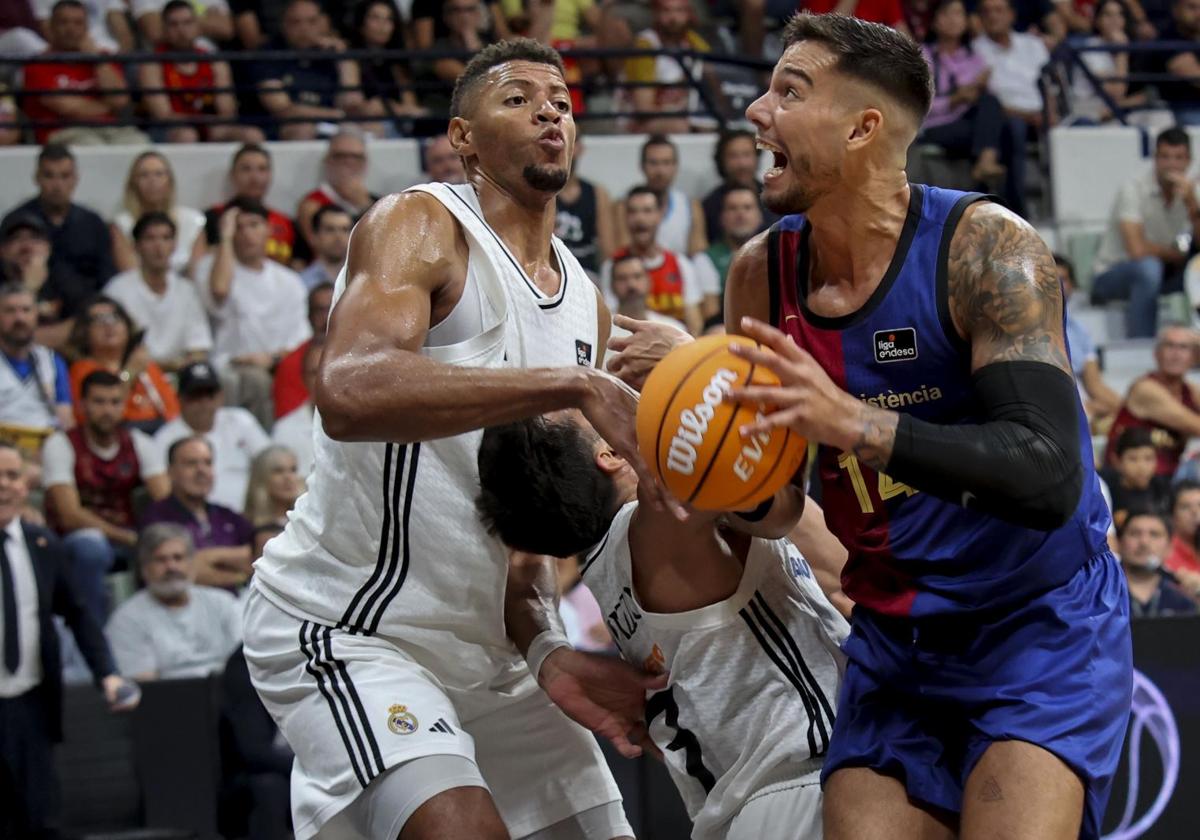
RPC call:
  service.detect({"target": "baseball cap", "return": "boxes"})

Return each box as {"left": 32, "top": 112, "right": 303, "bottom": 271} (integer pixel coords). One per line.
{"left": 177, "top": 361, "right": 221, "bottom": 396}
{"left": 1, "top": 214, "right": 49, "bottom": 242}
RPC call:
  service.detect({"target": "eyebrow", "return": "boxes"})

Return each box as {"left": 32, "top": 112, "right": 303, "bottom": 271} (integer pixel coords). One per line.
{"left": 500, "top": 76, "right": 571, "bottom": 97}
{"left": 778, "top": 65, "right": 814, "bottom": 88}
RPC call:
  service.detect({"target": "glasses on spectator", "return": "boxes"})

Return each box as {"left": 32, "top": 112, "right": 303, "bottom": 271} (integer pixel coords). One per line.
{"left": 88, "top": 312, "right": 121, "bottom": 325}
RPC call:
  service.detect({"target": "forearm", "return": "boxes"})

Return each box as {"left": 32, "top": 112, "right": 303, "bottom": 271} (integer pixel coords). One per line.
{"left": 210, "top": 242, "right": 235, "bottom": 303}
{"left": 63, "top": 508, "right": 136, "bottom": 546}
{"left": 504, "top": 552, "right": 566, "bottom": 657}
{"left": 317, "top": 353, "right": 591, "bottom": 443}
{"left": 40, "top": 96, "right": 112, "bottom": 118}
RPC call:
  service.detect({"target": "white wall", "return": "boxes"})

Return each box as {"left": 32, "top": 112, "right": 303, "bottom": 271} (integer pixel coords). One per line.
{"left": 0, "top": 134, "right": 725, "bottom": 221}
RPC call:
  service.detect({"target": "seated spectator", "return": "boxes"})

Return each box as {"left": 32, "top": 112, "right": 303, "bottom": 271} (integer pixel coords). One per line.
{"left": 123, "top": 0, "right": 234, "bottom": 50}
{"left": 972, "top": 0, "right": 1051, "bottom": 218}
{"left": 205, "top": 144, "right": 297, "bottom": 268}
{"left": 43, "top": 370, "right": 170, "bottom": 624}
{"left": 619, "top": 135, "right": 707, "bottom": 258}
{"left": 2, "top": 144, "right": 115, "bottom": 327}
{"left": 219, "top": 646, "right": 292, "bottom": 840}
{"left": 31, "top": 0, "right": 123, "bottom": 60}
{"left": 0, "top": 282, "right": 72, "bottom": 436}
{"left": 422, "top": 134, "right": 467, "bottom": 184}
{"left": 296, "top": 131, "right": 375, "bottom": 255}
{"left": 1107, "top": 323, "right": 1200, "bottom": 474}
{"left": 1056, "top": 254, "right": 1121, "bottom": 422}
{"left": 154, "top": 361, "right": 271, "bottom": 511}
{"left": 1091, "top": 127, "right": 1200, "bottom": 338}
{"left": 111, "top": 151, "right": 207, "bottom": 278}
{"left": 1101, "top": 427, "right": 1172, "bottom": 527}
{"left": 1166, "top": 479, "right": 1200, "bottom": 573}
{"left": 1151, "top": 0, "right": 1200, "bottom": 125}
{"left": 1064, "top": 0, "right": 1147, "bottom": 124}
{"left": 67, "top": 295, "right": 180, "bottom": 432}
{"left": 606, "top": 253, "right": 687, "bottom": 334}
{"left": 271, "top": 342, "right": 319, "bottom": 476}
{"left": 243, "top": 445, "right": 302, "bottom": 526}
{"left": 416, "top": 0, "right": 499, "bottom": 113}
{"left": 920, "top": 0, "right": 1009, "bottom": 189}
{"left": 105, "top": 522, "right": 243, "bottom": 679}
{"left": 352, "top": 0, "right": 426, "bottom": 127}
{"left": 197, "top": 199, "right": 310, "bottom": 428}
{"left": 602, "top": 187, "right": 703, "bottom": 334}
{"left": 140, "top": 0, "right": 263, "bottom": 144}
{"left": 141, "top": 435, "right": 254, "bottom": 588}
{"left": 622, "top": 0, "right": 715, "bottom": 133}
{"left": 802, "top": 0, "right": 909, "bottom": 30}
{"left": 700, "top": 129, "right": 777, "bottom": 245}
{"left": 300, "top": 207, "right": 349, "bottom": 291}
{"left": 0, "top": 84, "right": 20, "bottom": 147}
{"left": 694, "top": 186, "right": 763, "bottom": 318}
{"left": 1117, "top": 509, "right": 1199, "bottom": 615}
{"left": 21, "top": 0, "right": 148, "bottom": 146}
{"left": 554, "top": 138, "right": 615, "bottom": 276}
{"left": 0, "top": 216, "right": 72, "bottom": 350}
{"left": 103, "top": 212, "right": 213, "bottom": 373}
{"left": 410, "top": 0, "right": 509, "bottom": 49}
{"left": 273, "top": 282, "right": 331, "bottom": 420}
{"left": 0, "top": 439, "right": 137, "bottom": 839}
{"left": 255, "top": 0, "right": 369, "bottom": 141}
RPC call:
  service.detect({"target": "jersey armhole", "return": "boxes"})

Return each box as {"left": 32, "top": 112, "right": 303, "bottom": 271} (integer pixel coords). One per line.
{"left": 935, "top": 193, "right": 992, "bottom": 353}
{"left": 766, "top": 225, "right": 781, "bottom": 329}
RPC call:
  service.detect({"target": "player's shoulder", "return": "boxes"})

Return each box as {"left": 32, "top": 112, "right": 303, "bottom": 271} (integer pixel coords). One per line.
{"left": 948, "top": 200, "right": 1048, "bottom": 267}
{"left": 357, "top": 190, "right": 459, "bottom": 236}
{"left": 726, "top": 229, "right": 770, "bottom": 284}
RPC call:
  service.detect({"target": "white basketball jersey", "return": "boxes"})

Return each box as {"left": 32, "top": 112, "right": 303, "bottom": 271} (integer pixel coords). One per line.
{"left": 581, "top": 503, "right": 849, "bottom": 839}
{"left": 252, "top": 181, "right": 601, "bottom": 693}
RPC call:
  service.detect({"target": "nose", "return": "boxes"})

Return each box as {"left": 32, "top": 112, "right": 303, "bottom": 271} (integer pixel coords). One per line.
{"left": 535, "top": 98, "right": 561, "bottom": 124}
{"left": 745, "top": 92, "right": 770, "bottom": 129}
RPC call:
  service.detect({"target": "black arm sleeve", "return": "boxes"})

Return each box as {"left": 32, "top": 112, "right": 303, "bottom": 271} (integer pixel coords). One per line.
{"left": 884, "top": 361, "right": 1084, "bottom": 531}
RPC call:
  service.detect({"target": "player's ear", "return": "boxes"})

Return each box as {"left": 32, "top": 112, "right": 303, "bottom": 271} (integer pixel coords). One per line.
{"left": 595, "top": 446, "right": 627, "bottom": 474}
{"left": 448, "top": 116, "right": 473, "bottom": 158}
{"left": 846, "top": 107, "right": 882, "bottom": 149}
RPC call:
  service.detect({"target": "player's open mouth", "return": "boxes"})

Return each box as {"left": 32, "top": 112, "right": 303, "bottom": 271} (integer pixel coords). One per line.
{"left": 757, "top": 139, "right": 788, "bottom": 181}
{"left": 538, "top": 129, "right": 565, "bottom": 152}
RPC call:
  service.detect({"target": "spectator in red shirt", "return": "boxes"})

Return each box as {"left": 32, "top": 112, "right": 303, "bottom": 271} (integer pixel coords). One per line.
{"left": 21, "top": 0, "right": 148, "bottom": 145}
{"left": 295, "top": 130, "right": 375, "bottom": 254}
{"left": 272, "top": 281, "right": 331, "bottom": 420}
{"left": 1166, "top": 479, "right": 1200, "bottom": 575}
{"left": 803, "top": 0, "right": 912, "bottom": 33}
{"left": 204, "top": 144, "right": 297, "bottom": 267}
{"left": 140, "top": 0, "right": 265, "bottom": 145}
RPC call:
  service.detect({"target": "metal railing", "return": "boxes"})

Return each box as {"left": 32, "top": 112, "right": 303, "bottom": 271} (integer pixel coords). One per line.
{"left": 1049, "top": 39, "right": 1200, "bottom": 126}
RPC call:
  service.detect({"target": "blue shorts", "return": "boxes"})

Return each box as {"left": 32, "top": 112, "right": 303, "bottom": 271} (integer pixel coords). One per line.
{"left": 822, "top": 551, "right": 1132, "bottom": 839}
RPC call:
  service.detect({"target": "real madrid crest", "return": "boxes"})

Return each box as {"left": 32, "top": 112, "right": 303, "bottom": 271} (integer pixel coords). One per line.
{"left": 387, "top": 704, "right": 418, "bottom": 735}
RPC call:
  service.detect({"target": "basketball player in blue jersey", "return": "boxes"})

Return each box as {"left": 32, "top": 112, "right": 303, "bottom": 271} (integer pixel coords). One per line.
{"left": 714, "top": 13, "right": 1130, "bottom": 840}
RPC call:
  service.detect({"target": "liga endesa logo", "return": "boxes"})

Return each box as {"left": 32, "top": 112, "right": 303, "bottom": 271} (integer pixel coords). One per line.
{"left": 1103, "top": 670, "right": 1180, "bottom": 840}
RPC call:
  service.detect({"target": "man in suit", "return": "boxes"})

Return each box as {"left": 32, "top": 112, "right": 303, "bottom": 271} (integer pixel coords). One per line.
{"left": 0, "top": 441, "right": 137, "bottom": 838}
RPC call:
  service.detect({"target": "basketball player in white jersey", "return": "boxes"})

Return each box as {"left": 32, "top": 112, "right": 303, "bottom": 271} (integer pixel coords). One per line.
{"left": 477, "top": 410, "right": 848, "bottom": 839}
{"left": 242, "top": 39, "right": 670, "bottom": 840}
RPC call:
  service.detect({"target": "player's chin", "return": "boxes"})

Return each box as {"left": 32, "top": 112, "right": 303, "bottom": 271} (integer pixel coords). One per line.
{"left": 522, "top": 163, "right": 570, "bottom": 193}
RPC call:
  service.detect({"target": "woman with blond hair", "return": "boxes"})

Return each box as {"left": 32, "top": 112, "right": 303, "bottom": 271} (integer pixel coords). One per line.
{"left": 110, "top": 151, "right": 207, "bottom": 276}
{"left": 243, "top": 445, "right": 304, "bottom": 526}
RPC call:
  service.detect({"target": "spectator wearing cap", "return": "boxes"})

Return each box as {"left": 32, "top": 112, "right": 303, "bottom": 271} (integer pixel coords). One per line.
{"left": 273, "top": 282, "right": 330, "bottom": 424}
{"left": 204, "top": 144, "right": 297, "bottom": 267}
{"left": 21, "top": 0, "right": 148, "bottom": 146}
{"left": 103, "top": 212, "right": 213, "bottom": 373}
{"left": 105, "top": 522, "right": 243, "bottom": 680}
{"left": 1118, "top": 509, "right": 1199, "bottom": 616}
{"left": 43, "top": 370, "right": 170, "bottom": 626}
{"left": 140, "top": 435, "right": 255, "bottom": 589}
{"left": 139, "top": 0, "right": 261, "bottom": 145}
{"left": 196, "top": 198, "right": 310, "bottom": 429}
{"left": 0, "top": 282, "right": 72, "bottom": 435}
{"left": 296, "top": 131, "right": 375, "bottom": 256}
{"left": 422, "top": 135, "right": 467, "bottom": 185}
{"left": 2, "top": 144, "right": 115, "bottom": 327}
{"left": 271, "top": 343, "right": 320, "bottom": 476}
{"left": 694, "top": 186, "right": 764, "bottom": 318}
{"left": 700, "top": 130, "right": 777, "bottom": 245}
{"left": 154, "top": 362, "right": 271, "bottom": 512}
{"left": 299, "top": 207, "right": 351, "bottom": 291}
{"left": 254, "top": 0, "right": 370, "bottom": 141}
{"left": 0, "top": 214, "right": 52, "bottom": 314}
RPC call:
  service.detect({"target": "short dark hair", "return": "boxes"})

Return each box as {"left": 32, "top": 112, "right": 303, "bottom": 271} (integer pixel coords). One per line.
{"left": 1116, "top": 506, "right": 1171, "bottom": 539}
{"left": 1052, "top": 253, "right": 1075, "bottom": 289}
{"left": 132, "top": 210, "right": 177, "bottom": 242}
{"left": 626, "top": 184, "right": 662, "bottom": 209}
{"left": 713, "top": 128, "right": 755, "bottom": 180}
{"left": 37, "top": 143, "right": 74, "bottom": 168}
{"left": 1115, "top": 427, "right": 1156, "bottom": 457}
{"left": 1170, "top": 479, "right": 1200, "bottom": 514}
{"left": 227, "top": 195, "right": 269, "bottom": 219}
{"left": 232, "top": 143, "right": 270, "bottom": 169}
{"left": 610, "top": 253, "right": 644, "bottom": 275}
{"left": 81, "top": 369, "right": 123, "bottom": 398}
{"left": 1156, "top": 126, "right": 1191, "bottom": 154}
{"left": 449, "top": 38, "right": 566, "bottom": 118}
{"left": 162, "top": 0, "right": 194, "bottom": 17}
{"left": 721, "top": 184, "right": 760, "bottom": 208}
{"left": 167, "top": 434, "right": 212, "bottom": 466}
{"left": 51, "top": 0, "right": 86, "bottom": 16}
{"left": 312, "top": 204, "right": 352, "bottom": 232}
{"left": 0, "top": 281, "right": 33, "bottom": 302}
{"left": 640, "top": 134, "right": 676, "bottom": 166}
{"left": 782, "top": 13, "right": 933, "bottom": 122}
{"left": 476, "top": 417, "right": 618, "bottom": 557}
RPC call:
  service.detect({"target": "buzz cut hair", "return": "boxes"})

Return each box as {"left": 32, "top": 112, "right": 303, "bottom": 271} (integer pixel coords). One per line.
{"left": 449, "top": 38, "right": 566, "bottom": 118}
{"left": 782, "top": 13, "right": 933, "bottom": 123}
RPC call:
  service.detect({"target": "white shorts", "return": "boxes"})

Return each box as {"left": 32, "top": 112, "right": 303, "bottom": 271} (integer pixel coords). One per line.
{"left": 723, "top": 772, "right": 823, "bottom": 840}
{"left": 243, "top": 584, "right": 629, "bottom": 840}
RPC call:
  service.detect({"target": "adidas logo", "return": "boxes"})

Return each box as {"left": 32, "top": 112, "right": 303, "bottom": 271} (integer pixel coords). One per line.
{"left": 429, "top": 718, "right": 455, "bottom": 735}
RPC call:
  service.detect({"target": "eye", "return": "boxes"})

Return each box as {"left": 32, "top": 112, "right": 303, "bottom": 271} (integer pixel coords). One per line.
{"left": 554, "top": 100, "right": 570, "bottom": 113}
{"left": 505, "top": 95, "right": 527, "bottom": 106}
{"left": 784, "top": 87, "right": 799, "bottom": 100}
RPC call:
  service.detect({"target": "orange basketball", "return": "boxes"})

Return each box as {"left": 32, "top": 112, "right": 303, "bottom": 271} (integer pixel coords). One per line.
{"left": 636, "top": 335, "right": 808, "bottom": 512}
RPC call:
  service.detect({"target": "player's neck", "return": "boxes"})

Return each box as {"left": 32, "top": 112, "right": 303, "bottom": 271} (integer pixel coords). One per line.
{"left": 806, "top": 177, "right": 910, "bottom": 289}
{"left": 472, "top": 174, "right": 558, "bottom": 274}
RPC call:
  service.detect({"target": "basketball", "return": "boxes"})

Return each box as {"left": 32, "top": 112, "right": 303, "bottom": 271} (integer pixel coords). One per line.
{"left": 636, "top": 335, "right": 808, "bottom": 512}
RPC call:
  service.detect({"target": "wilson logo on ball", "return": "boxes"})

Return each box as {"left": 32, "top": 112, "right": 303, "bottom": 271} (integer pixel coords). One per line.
{"left": 666, "top": 368, "right": 738, "bottom": 476}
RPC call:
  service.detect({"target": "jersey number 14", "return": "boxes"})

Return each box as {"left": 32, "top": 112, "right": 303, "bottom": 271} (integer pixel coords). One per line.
{"left": 836, "top": 453, "right": 917, "bottom": 514}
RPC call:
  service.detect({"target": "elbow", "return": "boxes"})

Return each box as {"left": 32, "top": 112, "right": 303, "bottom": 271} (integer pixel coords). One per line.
{"left": 312, "top": 368, "right": 370, "bottom": 442}
{"left": 1012, "top": 467, "right": 1084, "bottom": 531}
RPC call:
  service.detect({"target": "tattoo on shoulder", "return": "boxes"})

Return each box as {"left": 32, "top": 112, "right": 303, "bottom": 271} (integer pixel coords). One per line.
{"left": 948, "top": 204, "right": 1071, "bottom": 371}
